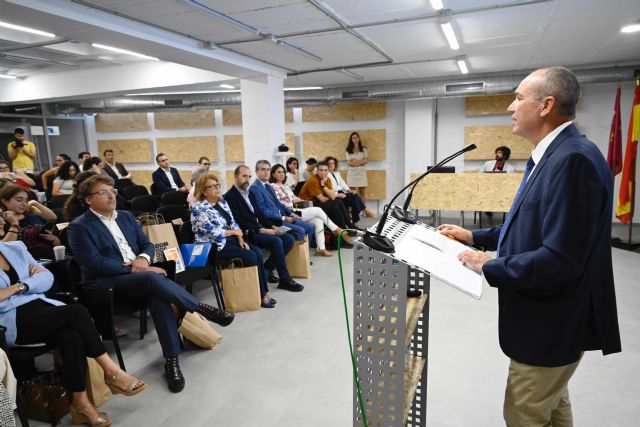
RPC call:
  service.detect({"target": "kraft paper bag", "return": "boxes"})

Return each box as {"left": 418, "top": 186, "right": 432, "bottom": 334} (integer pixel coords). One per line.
{"left": 220, "top": 261, "right": 261, "bottom": 313}
{"left": 285, "top": 240, "right": 311, "bottom": 279}
{"left": 86, "top": 358, "right": 110, "bottom": 407}
{"left": 142, "top": 222, "right": 185, "bottom": 268}
{"left": 170, "top": 305, "right": 223, "bottom": 349}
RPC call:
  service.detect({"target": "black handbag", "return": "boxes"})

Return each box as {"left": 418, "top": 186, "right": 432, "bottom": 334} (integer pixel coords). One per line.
{"left": 18, "top": 373, "right": 70, "bottom": 425}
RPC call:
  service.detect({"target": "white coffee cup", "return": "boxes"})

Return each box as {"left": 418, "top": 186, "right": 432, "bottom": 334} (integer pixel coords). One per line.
{"left": 53, "top": 245, "right": 66, "bottom": 261}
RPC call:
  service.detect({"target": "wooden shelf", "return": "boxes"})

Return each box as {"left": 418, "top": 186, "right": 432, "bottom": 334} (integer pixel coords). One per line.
{"left": 403, "top": 354, "right": 426, "bottom": 425}
{"left": 404, "top": 293, "right": 428, "bottom": 348}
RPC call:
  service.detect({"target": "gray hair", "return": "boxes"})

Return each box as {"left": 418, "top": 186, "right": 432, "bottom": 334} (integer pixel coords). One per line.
{"left": 532, "top": 66, "right": 581, "bottom": 119}
{"left": 255, "top": 159, "right": 271, "bottom": 171}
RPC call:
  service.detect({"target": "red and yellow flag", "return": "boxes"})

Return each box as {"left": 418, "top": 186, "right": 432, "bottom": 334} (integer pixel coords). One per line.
{"left": 607, "top": 86, "right": 623, "bottom": 175}
{"left": 616, "top": 82, "right": 640, "bottom": 224}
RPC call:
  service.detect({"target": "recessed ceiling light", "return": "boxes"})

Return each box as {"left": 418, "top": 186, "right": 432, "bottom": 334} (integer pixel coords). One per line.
{"left": 440, "top": 21, "right": 460, "bottom": 50}
{"left": 0, "top": 21, "right": 55, "bottom": 38}
{"left": 91, "top": 43, "right": 159, "bottom": 61}
{"left": 0, "top": 73, "right": 17, "bottom": 79}
{"left": 219, "top": 84, "right": 235, "bottom": 89}
{"left": 125, "top": 90, "right": 240, "bottom": 96}
{"left": 284, "top": 86, "right": 323, "bottom": 91}
{"left": 429, "top": 0, "right": 444, "bottom": 10}
{"left": 457, "top": 57, "right": 469, "bottom": 74}
{"left": 621, "top": 23, "right": 640, "bottom": 33}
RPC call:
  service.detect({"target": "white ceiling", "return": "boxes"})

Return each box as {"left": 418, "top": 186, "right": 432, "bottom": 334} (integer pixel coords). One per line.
{"left": 0, "top": 0, "right": 639, "bottom": 100}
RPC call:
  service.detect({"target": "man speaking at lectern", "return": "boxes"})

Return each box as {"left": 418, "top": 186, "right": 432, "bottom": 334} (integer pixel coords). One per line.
{"left": 438, "top": 66, "right": 620, "bottom": 426}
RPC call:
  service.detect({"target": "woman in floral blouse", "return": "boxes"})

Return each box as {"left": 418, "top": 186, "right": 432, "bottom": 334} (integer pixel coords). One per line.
{"left": 191, "top": 172, "right": 275, "bottom": 308}
{"left": 269, "top": 164, "right": 352, "bottom": 256}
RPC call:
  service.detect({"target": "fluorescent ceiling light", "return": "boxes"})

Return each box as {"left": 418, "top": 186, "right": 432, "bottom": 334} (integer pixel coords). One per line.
{"left": 457, "top": 57, "right": 469, "bottom": 74}
{"left": 0, "top": 21, "right": 55, "bottom": 38}
{"left": 429, "top": 0, "right": 444, "bottom": 10}
{"left": 91, "top": 43, "right": 159, "bottom": 61}
{"left": 219, "top": 84, "right": 235, "bottom": 89}
{"left": 125, "top": 90, "right": 240, "bottom": 96}
{"left": 284, "top": 86, "right": 323, "bottom": 91}
{"left": 440, "top": 22, "right": 460, "bottom": 50}
{"left": 621, "top": 23, "right": 640, "bottom": 33}
{"left": 0, "top": 73, "right": 17, "bottom": 79}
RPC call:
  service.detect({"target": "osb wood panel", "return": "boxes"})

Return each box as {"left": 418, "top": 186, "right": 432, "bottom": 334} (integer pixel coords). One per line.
{"left": 285, "top": 133, "right": 295, "bottom": 152}
{"left": 130, "top": 170, "right": 153, "bottom": 190}
{"left": 464, "top": 126, "right": 530, "bottom": 160}
{"left": 222, "top": 108, "right": 294, "bottom": 126}
{"left": 302, "top": 129, "right": 386, "bottom": 161}
{"left": 302, "top": 102, "right": 386, "bottom": 122}
{"left": 224, "top": 135, "right": 244, "bottom": 162}
{"left": 366, "top": 170, "right": 386, "bottom": 200}
{"left": 410, "top": 172, "right": 524, "bottom": 212}
{"left": 225, "top": 170, "right": 236, "bottom": 191}
{"left": 154, "top": 109, "right": 215, "bottom": 129}
{"left": 465, "top": 94, "right": 514, "bottom": 116}
{"left": 156, "top": 136, "right": 218, "bottom": 162}
{"left": 97, "top": 139, "right": 152, "bottom": 163}
{"left": 95, "top": 113, "right": 149, "bottom": 132}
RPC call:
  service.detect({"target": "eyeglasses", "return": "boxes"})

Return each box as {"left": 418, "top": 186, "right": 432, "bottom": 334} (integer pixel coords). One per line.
{"left": 205, "top": 184, "right": 221, "bottom": 190}
{"left": 89, "top": 188, "right": 118, "bottom": 197}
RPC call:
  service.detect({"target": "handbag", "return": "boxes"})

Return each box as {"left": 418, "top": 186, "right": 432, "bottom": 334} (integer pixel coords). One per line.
{"left": 219, "top": 259, "right": 261, "bottom": 312}
{"left": 285, "top": 240, "right": 311, "bottom": 278}
{"left": 18, "top": 373, "right": 70, "bottom": 425}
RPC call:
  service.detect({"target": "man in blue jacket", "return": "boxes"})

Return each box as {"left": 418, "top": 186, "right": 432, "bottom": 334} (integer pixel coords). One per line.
{"left": 250, "top": 159, "right": 314, "bottom": 242}
{"left": 67, "top": 175, "right": 234, "bottom": 393}
{"left": 438, "top": 67, "right": 620, "bottom": 426}
{"left": 152, "top": 153, "right": 189, "bottom": 196}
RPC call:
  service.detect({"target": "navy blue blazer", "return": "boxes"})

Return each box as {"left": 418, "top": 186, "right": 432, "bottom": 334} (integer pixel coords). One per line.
{"left": 249, "top": 180, "right": 293, "bottom": 222}
{"left": 224, "top": 186, "right": 274, "bottom": 231}
{"left": 67, "top": 209, "right": 155, "bottom": 284}
{"left": 473, "top": 124, "right": 621, "bottom": 367}
{"left": 152, "top": 167, "right": 185, "bottom": 195}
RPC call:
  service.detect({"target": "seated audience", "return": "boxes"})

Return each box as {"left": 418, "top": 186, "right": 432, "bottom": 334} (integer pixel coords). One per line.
{"left": 0, "top": 185, "right": 59, "bottom": 260}
{"left": 152, "top": 153, "right": 188, "bottom": 195}
{"left": 102, "top": 149, "right": 133, "bottom": 181}
{"left": 40, "top": 153, "right": 71, "bottom": 190}
{"left": 224, "top": 165, "right": 303, "bottom": 291}
{"left": 301, "top": 157, "right": 317, "bottom": 181}
{"left": 52, "top": 160, "right": 79, "bottom": 196}
{"left": 187, "top": 166, "right": 208, "bottom": 207}
{"left": 285, "top": 157, "right": 302, "bottom": 191}
{"left": 250, "top": 160, "right": 314, "bottom": 242}
{"left": 0, "top": 161, "right": 35, "bottom": 191}
{"left": 298, "top": 161, "right": 357, "bottom": 231}
{"left": 190, "top": 157, "right": 210, "bottom": 185}
{"left": 82, "top": 157, "right": 105, "bottom": 174}
{"left": 191, "top": 172, "right": 275, "bottom": 308}
{"left": 0, "top": 240, "right": 147, "bottom": 427}
{"left": 325, "top": 156, "right": 376, "bottom": 223}
{"left": 269, "top": 164, "right": 352, "bottom": 257}
{"left": 78, "top": 151, "right": 91, "bottom": 164}
{"left": 63, "top": 171, "right": 96, "bottom": 221}
{"left": 67, "top": 175, "right": 235, "bottom": 393}
{"left": 480, "top": 146, "right": 514, "bottom": 172}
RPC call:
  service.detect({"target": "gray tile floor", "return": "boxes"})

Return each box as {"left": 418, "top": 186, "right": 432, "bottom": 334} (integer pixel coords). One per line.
{"left": 26, "top": 218, "right": 640, "bottom": 426}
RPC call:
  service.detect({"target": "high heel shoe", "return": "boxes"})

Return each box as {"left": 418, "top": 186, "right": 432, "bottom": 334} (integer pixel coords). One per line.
{"left": 104, "top": 370, "right": 147, "bottom": 396}
{"left": 70, "top": 402, "right": 112, "bottom": 427}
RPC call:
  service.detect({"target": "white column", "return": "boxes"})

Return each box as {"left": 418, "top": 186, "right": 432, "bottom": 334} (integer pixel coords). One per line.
{"left": 404, "top": 99, "right": 436, "bottom": 184}
{"left": 240, "top": 76, "right": 285, "bottom": 170}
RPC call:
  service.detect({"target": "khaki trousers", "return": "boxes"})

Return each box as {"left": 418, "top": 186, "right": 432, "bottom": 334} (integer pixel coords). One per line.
{"left": 504, "top": 355, "right": 582, "bottom": 427}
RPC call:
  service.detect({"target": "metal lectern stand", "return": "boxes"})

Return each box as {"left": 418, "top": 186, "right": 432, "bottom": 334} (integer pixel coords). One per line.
{"left": 353, "top": 217, "right": 431, "bottom": 427}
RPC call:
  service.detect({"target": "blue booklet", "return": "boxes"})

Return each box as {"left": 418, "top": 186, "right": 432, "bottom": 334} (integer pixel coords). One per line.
{"left": 180, "top": 243, "right": 212, "bottom": 268}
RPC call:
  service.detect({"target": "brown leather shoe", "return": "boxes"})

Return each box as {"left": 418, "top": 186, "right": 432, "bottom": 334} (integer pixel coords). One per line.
{"left": 333, "top": 228, "right": 354, "bottom": 245}
{"left": 316, "top": 249, "right": 333, "bottom": 257}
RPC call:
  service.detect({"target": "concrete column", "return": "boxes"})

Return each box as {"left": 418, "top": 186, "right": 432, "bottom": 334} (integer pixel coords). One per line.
{"left": 404, "top": 99, "right": 436, "bottom": 184}
{"left": 240, "top": 76, "right": 285, "bottom": 170}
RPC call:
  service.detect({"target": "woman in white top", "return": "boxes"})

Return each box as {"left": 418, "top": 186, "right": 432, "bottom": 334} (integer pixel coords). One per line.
{"left": 325, "top": 156, "right": 376, "bottom": 224}
{"left": 269, "top": 164, "right": 352, "bottom": 256}
{"left": 345, "top": 132, "right": 369, "bottom": 201}
{"left": 52, "top": 160, "right": 78, "bottom": 196}
{"left": 285, "top": 157, "right": 303, "bottom": 191}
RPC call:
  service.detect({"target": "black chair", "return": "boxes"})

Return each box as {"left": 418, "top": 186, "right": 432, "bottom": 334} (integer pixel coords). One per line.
{"left": 157, "top": 205, "right": 191, "bottom": 224}
{"left": 114, "top": 179, "right": 134, "bottom": 192}
{"left": 121, "top": 185, "right": 148, "bottom": 201}
{"left": 45, "top": 174, "right": 55, "bottom": 201}
{"left": 130, "top": 195, "right": 160, "bottom": 216}
{"left": 62, "top": 259, "right": 150, "bottom": 371}
{"left": 160, "top": 191, "right": 188, "bottom": 206}
{"left": 150, "top": 183, "right": 159, "bottom": 197}
{"left": 177, "top": 221, "right": 225, "bottom": 310}
{"left": 51, "top": 208, "right": 65, "bottom": 224}
{"left": 48, "top": 195, "right": 70, "bottom": 210}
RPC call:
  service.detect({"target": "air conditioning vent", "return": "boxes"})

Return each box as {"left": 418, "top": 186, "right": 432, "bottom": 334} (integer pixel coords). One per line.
{"left": 445, "top": 82, "right": 484, "bottom": 92}
{"left": 341, "top": 90, "right": 369, "bottom": 99}
{"left": 164, "top": 99, "right": 183, "bottom": 106}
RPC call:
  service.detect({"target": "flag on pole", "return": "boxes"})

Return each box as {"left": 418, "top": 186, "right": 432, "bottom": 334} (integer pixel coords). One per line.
{"left": 616, "top": 82, "right": 640, "bottom": 224}
{"left": 607, "top": 86, "right": 623, "bottom": 175}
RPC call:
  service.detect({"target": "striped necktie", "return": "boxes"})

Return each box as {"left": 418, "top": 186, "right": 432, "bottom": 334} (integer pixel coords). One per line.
{"left": 496, "top": 157, "right": 535, "bottom": 257}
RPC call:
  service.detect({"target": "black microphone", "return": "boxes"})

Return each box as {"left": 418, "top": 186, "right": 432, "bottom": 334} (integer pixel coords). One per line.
{"left": 391, "top": 144, "right": 477, "bottom": 224}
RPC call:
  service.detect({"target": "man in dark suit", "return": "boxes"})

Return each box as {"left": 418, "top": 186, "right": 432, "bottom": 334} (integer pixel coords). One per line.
{"left": 224, "top": 165, "right": 303, "bottom": 292}
{"left": 67, "top": 174, "right": 234, "bottom": 393}
{"left": 152, "top": 153, "right": 189, "bottom": 195}
{"left": 438, "top": 67, "right": 620, "bottom": 426}
{"left": 102, "top": 149, "right": 133, "bottom": 182}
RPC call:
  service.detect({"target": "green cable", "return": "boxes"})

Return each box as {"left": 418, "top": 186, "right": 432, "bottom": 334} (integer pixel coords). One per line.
{"left": 337, "top": 230, "right": 368, "bottom": 427}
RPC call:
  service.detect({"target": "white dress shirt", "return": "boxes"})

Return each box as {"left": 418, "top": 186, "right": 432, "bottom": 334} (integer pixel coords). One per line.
{"left": 90, "top": 209, "right": 151, "bottom": 263}
{"left": 163, "top": 168, "right": 179, "bottom": 189}
{"left": 107, "top": 162, "right": 122, "bottom": 179}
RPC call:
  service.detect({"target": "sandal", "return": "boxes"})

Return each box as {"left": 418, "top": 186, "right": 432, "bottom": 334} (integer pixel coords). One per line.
{"left": 70, "top": 402, "right": 112, "bottom": 427}
{"left": 105, "top": 370, "right": 148, "bottom": 396}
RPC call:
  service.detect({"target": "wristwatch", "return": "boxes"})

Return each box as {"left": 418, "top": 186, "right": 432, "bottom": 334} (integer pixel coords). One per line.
{"left": 16, "top": 281, "right": 29, "bottom": 294}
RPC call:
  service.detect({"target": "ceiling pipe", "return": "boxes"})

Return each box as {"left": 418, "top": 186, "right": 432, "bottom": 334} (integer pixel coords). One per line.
{"left": 0, "top": 38, "right": 69, "bottom": 53}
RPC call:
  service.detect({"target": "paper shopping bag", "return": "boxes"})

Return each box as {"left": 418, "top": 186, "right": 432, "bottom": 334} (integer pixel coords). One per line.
{"left": 170, "top": 305, "right": 223, "bottom": 349}
{"left": 285, "top": 240, "right": 311, "bottom": 278}
{"left": 86, "top": 358, "right": 110, "bottom": 407}
{"left": 142, "top": 222, "right": 185, "bottom": 271}
{"left": 220, "top": 261, "right": 261, "bottom": 312}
